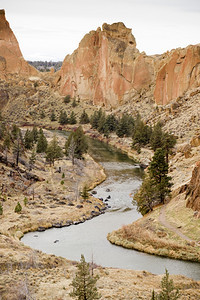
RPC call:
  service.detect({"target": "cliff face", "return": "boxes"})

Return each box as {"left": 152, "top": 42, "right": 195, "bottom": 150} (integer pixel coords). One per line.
{"left": 59, "top": 23, "right": 155, "bottom": 107}
{"left": 0, "top": 9, "right": 37, "bottom": 78}
{"left": 59, "top": 22, "right": 200, "bottom": 107}
{"left": 186, "top": 162, "right": 200, "bottom": 211}
{"left": 154, "top": 45, "right": 200, "bottom": 105}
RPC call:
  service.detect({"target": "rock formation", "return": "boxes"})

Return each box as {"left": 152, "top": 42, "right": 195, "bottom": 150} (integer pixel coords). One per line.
{"left": 59, "top": 22, "right": 200, "bottom": 108}
{"left": 59, "top": 22, "right": 155, "bottom": 108}
{"left": 0, "top": 9, "right": 37, "bottom": 79}
{"left": 154, "top": 45, "right": 200, "bottom": 105}
{"left": 186, "top": 161, "right": 200, "bottom": 211}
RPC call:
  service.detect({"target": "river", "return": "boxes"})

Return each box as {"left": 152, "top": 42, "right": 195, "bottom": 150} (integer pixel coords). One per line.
{"left": 21, "top": 135, "right": 200, "bottom": 280}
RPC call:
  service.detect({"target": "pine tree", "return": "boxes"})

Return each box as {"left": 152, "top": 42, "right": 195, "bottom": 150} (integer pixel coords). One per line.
{"left": 72, "top": 98, "right": 77, "bottom": 107}
{"left": 13, "top": 130, "right": 24, "bottom": 166}
{"left": 36, "top": 131, "right": 48, "bottom": 153}
{"left": 24, "top": 129, "right": 34, "bottom": 149}
{"left": 132, "top": 114, "right": 152, "bottom": 149}
{"left": 64, "top": 94, "right": 71, "bottom": 104}
{"left": 69, "top": 111, "right": 77, "bottom": 124}
{"left": 15, "top": 202, "right": 22, "bottom": 213}
{"left": 70, "top": 254, "right": 101, "bottom": 300}
{"left": 133, "top": 175, "right": 158, "bottom": 215}
{"left": 116, "top": 113, "right": 134, "bottom": 137}
{"left": 150, "top": 122, "right": 163, "bottom": 151}
{"left": 50, "top": 111, "right": 56, "bottom": 121}
{"left": 156, "top": 269, "right": 180, "bottom": 300}
{"left": 67, "top": 136, "right": 77, "bottom": 165}
{"left": 90, "top": 109, "right": 103, "bottom": 129}
{"left": 29, "top": 148, "right": 36, "bottom": 170}
{"left": 0, "top": 204, "right": 3, "bottom": 215}
{"left": 81, "top": 185, "right": 89, "bottom": 200}
{"left": 148, "top": 148, "right": 172, "bottom": 203}
{"left": 105, "top": 114, "right": 118, "bottom": 133}
{"left": 46, "top": 135, "right": 63, "bottom": 166}
{"left": 59, "top": 111, "right": 69, "bottom": 125}
{"left": 162, "top": 132, "right": 177, "bottom": 164}
{"left": 31, "top": 126, "right": 38, "bottom": 143}
{"left": 80, "top": 110, "right": 90, "bottom": 124}
{"left": 65, "top": 126, "right": 88, "bottom": 160}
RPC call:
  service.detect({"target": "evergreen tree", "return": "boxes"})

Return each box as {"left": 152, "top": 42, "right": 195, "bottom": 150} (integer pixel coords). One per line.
{"left": 150, "top": 122, "right": 163, "bottom": 151}
{"left": 29, "top": 148, "right": 36, "bottom": 170}
{"left": 15, "top": 202, "right": 22, "bottom": 213}
{"left": 67, "top": 136, "right": 76, "bottom": 165}
{"left": 24, "top": 129, "right": 34, "bottom": 149}
{"left": 36, "top": 131, "right": 48, "bottom": 153}
{"left": 81, "top": 185, "right": 89, "bottom": 200}
{"left": 46, "top": 135, "right": 63, "bottom": 166}
{"left": 65, "top": 126, "right": 88, "bottom": 160}
{"left": 105, "top": 114, "right": 118, "bottom": 133}
{"left": 150, "top": 122, "right": 176, "bottom": 164}
{"left": 13, "top": 130, "right": 24, "bottom": 166}
{"left": 70, "top": 254, "right": 101, "bottom": 300}
{"left": 90, "top": 109, "right": 103, "bottom": 129}
{"left": 132, "top": 114, "right": 152, "bottom": 150}
{"left": 155, "top": 269, "right": 180, "bottom": 300}
{"left": 148, "top": 148, "right": 172, "bottom": 203}
{"left": 64, "top": 94, "right": 71, "bottom": 104}
{"left": 162, "top": 132, "right": 177, "bottom": 164}
{"left": 3, "top": 133, "right": 11, "bottom": 163}
{"left": 31, "top": 126, "right": 38, "bottom": 142}
{"left": 59, "top": 111, "right": 68, "bottom": 125}
{"left": 133, "top": 175, "right": 158, "bottom": 215}
{"left": 72, "top": 98, "right": 77, "bottom": 107}
{"left": 116, "top": 113, "right": 134, "bottom": 137}
{"left": 11, "top": 124, "right": 21, "bottom": 140}
{"left": 69, "top": 111, "right": 77, "bottom": 124}
{"left": 0, "top": 204, "right": 3, "bottom": 215}
{"left": 80, "top": 110, "right": 90, "bottom": 124}
{"left": 50, "top": 111, "right": 56, "bottom": 121}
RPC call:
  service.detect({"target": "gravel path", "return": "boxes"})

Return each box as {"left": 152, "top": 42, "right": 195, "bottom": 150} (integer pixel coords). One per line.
{"left": 159, "top": 205, "right": 195, "bottom": 243}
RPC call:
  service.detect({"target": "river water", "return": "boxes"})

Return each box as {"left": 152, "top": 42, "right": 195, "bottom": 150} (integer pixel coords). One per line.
{"left": 22, "top": 136, "right": 200, "bottom": 280}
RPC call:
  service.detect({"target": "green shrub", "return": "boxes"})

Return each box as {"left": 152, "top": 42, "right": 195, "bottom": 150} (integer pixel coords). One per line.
{"left": 62, "top": 173, "right": 65, "bottom": 178}
{"left": 64, "top": 95, "right": 71, "bottom": 104}
{"left": 15, "top": 202, "right": 22, "bottom": 213}
{"left": 60, "top": 180, "right": 64, "bottom": 185}
{"left": 24, "top": 197, "right": 28, "bottom": 206}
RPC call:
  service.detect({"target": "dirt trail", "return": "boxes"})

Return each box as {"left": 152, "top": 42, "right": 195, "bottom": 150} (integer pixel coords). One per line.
{"left": 159, "top": 205, "right": 196, "bottom": 243}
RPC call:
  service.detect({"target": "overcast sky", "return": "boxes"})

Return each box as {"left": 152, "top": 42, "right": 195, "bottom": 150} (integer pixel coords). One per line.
{"left": 1, "top": 0, "right": 200, "bottom": 61}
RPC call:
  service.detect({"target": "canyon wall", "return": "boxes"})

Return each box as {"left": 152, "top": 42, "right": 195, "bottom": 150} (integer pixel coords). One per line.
{"left": 0, "top": 9, "right": 37, "bottom": 79}
{"left": 59, "top": 23, "right": 200, "bottom": 107}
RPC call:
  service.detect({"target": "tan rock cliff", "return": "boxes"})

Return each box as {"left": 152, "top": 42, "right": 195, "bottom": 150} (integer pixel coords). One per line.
{"left": 154, "top": 45, "right": 200, "bottom": 105}
{"left": 186, "top": 161, "right": 200, "bottom": 211}
{"left": 59, "top": 22, "right": 155, "bottom": 108}
{"left": 0, "top": 9, "right": 37, "bottom": 79}
{"left": 59, "top": 22, "right": 200, "bottom": 107}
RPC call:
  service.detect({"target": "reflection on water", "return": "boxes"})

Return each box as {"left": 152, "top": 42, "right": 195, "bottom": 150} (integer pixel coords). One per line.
{"left": 21, "top": 133, "right": 200, "bottom": 280}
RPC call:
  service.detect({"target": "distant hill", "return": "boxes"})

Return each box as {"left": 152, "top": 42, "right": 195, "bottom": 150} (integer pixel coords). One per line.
{"left": 28, "top": 60, "right": 62, "bottom": 72}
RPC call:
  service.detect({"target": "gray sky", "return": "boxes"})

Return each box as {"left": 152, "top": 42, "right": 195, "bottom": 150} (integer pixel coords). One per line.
{"left": 1, "top": 0, "right": 200, "bottom": 61}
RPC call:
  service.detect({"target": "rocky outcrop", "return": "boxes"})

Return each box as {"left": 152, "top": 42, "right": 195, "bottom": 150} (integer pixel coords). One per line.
{"left": 59, "top": 22, "right": 200, "bottom": 108}
{"left": 0, "top": 9, "right": 37, "bottom": 79}
{"left": 154, "top": 45, "right": 200, "bottom": 105}
{"left": 186, "top": 161, "right": 200, "bottom": 211}
{"left": 59, "top": 22, "right": 155, "bottom": 108}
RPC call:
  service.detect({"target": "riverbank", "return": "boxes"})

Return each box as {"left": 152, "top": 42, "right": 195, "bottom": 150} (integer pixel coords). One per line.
{"left": 1, "top": 127, "right": 200, "bottom": 299}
